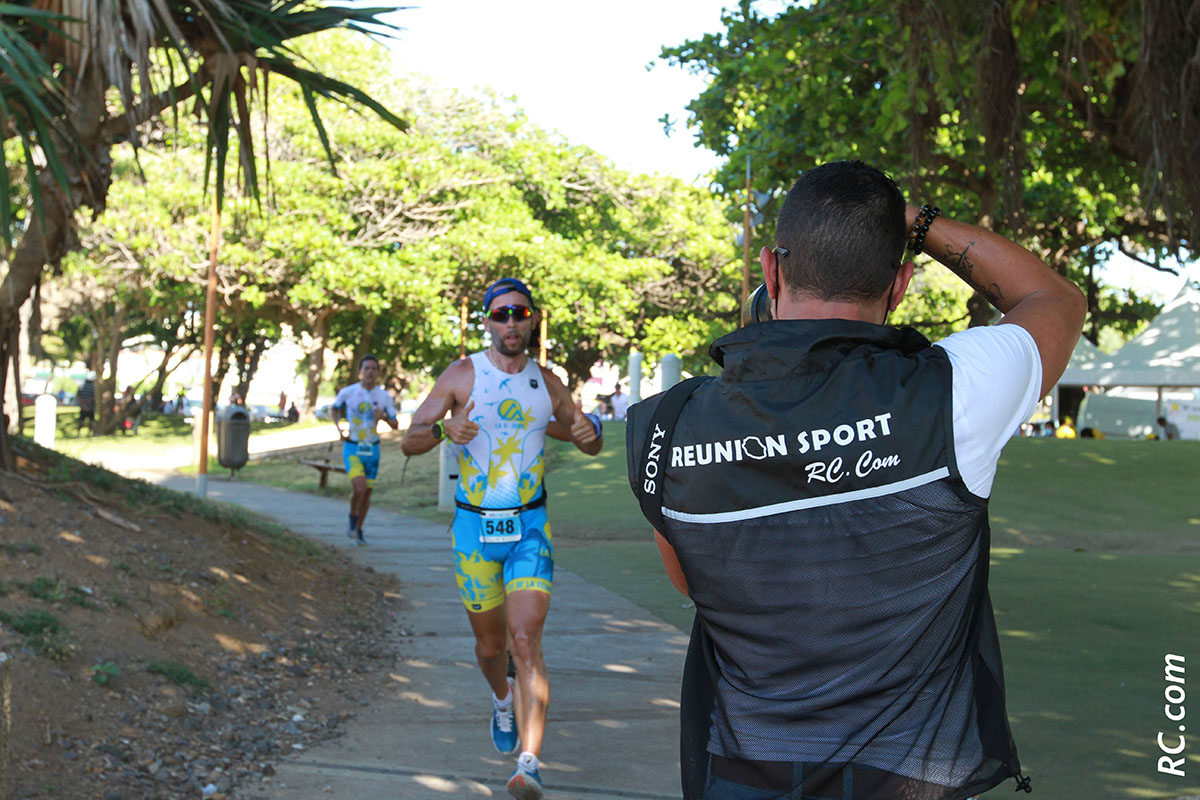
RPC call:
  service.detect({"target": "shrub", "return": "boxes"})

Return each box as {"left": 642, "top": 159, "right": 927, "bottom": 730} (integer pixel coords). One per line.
{"left": 2, "top": 609, "right": 75, "bottom": 662}
{"left": 20, "top": 577, "right": 64, "bottom": 602}
{"left": 90, "top": 662, "right": 121, "bottom": 686}
{"left": 144, "top": 661, "right": 210, "bottom": 691}
{"left": 9, "top": 608, "right": 60, "bottom": 635}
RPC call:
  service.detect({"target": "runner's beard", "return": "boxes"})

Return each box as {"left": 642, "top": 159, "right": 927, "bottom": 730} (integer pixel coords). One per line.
{"left": 493, "top": 327, "right": 531, "bottom": 358}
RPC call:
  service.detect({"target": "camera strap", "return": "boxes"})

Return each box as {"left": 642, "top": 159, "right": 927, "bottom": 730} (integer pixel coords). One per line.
{"left": 636, "top": 375, "right": 713, "bottom": 533}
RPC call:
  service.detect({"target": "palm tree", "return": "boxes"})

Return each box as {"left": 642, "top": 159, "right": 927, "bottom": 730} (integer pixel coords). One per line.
{"left": 0, "top": 0, "right": 407, "bottom": 466}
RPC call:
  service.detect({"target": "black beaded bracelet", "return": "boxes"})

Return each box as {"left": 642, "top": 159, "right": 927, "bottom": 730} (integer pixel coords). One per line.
{"left": 906, "top": 204, "right": 941, "bottom": 255}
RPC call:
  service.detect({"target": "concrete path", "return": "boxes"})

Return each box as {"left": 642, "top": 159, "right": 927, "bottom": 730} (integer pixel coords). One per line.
{"left": 153, "top": 474, "right": 688, "bottom": 799}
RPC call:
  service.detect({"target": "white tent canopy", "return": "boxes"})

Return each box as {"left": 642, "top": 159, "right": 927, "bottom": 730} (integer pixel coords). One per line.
{"left": 1067, "top": 284, "right": 1200, "bottom": 388}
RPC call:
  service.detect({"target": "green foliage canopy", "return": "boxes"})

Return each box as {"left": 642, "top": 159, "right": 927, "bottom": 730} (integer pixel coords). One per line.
{"left": 51, "top": 33, "right": 742, "bottom": 401}
{"left": 662, "top": 0, "right": 1197, "bottom": 337}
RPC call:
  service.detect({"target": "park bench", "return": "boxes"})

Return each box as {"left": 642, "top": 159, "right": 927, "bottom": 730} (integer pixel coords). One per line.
{"left": 298, "top": 443, "right": 346, "bottom": 488}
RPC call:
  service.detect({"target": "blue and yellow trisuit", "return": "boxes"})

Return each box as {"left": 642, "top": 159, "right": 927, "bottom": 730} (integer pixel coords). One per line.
{"left": 450, "top": 351, "right": 553, "bottom": 612}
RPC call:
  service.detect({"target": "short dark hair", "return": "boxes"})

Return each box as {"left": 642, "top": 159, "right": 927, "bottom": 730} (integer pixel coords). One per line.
{"left": 773, "top": 160, "right": 906, "bottom": 301}
{"left": 359, "top": 354, "right": 380, "bottom": 370}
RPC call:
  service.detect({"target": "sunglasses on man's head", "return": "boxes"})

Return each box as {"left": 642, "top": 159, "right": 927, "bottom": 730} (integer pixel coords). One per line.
{"left": 488, "top": 304, "right": 533, "bottom": 323}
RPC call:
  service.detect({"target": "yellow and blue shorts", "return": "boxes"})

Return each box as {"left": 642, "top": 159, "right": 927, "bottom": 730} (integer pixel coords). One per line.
{"left": 451, "top": 506, "right": 553, "bottom": 613}
{"left": 342, "top": 440, "right": 381, "bottom": 488}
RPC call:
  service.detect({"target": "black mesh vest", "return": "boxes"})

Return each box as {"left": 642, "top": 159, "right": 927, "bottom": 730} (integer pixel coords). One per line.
{"left": 627, "top": 320, "right": 1022, "bottom": 800}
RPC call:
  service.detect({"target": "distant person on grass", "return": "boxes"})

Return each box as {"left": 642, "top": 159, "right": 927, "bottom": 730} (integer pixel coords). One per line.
{"left": 77, "top": 372, "right": 96, "bottom": 435}
{"left": 401, "top": 277, "right": 603, "bottom": 800}
{"left": 627, "top": 160, "right": 1086, "bottom": 800}
{"left": 1156, "top": 416, "right": 1180, "bottom": 440}
{"left": 332, "top": 355, "right": 398, "bottom": 546}
{"left": 609, "top": 382, "right": 629, "bottom": 420}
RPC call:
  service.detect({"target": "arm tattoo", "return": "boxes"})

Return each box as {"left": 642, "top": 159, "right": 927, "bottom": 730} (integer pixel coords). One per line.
{"left": 943, "top": 241, "right": 1004, "bottom": 306}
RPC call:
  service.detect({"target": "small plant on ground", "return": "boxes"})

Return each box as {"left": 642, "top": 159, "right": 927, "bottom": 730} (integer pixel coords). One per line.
{"left": 2, "top": 608, "right": 76, "bottom": 662}
{"left": 20, "top": 576, "right": 64, "bottom": 602}
{"left": 3, "top": 540, "right": 42, "bottom": 556}
{"left": 209, "top": 585, "right": 235, "bottom": 620}
{"left": 90, "top": 662, "right": 121, "bottom": 686}
{"left": 145, "top": 661, "right": 210, "bottom": 692}
{"left": 7, "top": 607, "right": 60, "bottom": 636}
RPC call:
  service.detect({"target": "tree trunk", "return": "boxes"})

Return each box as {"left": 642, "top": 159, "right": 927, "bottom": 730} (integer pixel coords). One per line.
{"left": 1085, "top": 246, "right": 1100, "bottom": 345}
{"left": 27, "top": 281, "right": 48, "bottom": 363}
{"left": 303, "top": 312, "right": 332, "bottom": 414}
{"left": 147, "top": 344, "right": 191, "bottom": 412}
{"left": 0, "top": 331, "right": 14, "bottom": 470}
{"left": 11, "top": 324, "right": 25, "bottom": 437}
{"left": 351, "top": 313, "right": 378, "bottom": 375}
{"left": 234, "top": 335, "right": 267, "bottom": 401}
{"left": 0, "top": 69, "right": 109, "bottom": 462}
{"left": 95, "top": 305, "right": 127, "bottom": 434}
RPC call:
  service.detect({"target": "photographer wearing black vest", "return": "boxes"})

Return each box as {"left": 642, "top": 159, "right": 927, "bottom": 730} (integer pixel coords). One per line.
{"left": 627, "top": 161, "right": 1085, "bottom": 800}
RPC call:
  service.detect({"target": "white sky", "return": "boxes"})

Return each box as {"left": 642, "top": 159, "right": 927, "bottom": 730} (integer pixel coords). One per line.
{"left": 387, "top": 0, "right": 751, "bottom": 183}
{"left": 384, "top": 1, "right": 1194, "bottom": 301}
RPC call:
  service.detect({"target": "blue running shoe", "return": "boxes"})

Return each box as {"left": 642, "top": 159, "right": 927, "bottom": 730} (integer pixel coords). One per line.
{"left": 491, "top": 678, "right": 518, "bottom": 754}
{"left": 507, "top": 763, "right": 543, "bottom": 800}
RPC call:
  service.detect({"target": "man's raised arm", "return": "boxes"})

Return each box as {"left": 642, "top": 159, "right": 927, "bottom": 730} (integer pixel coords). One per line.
{"left": 400, "top": 361, "right": 475, "bottom": 456}
{"left": 544, "top": 372, "right": 603, "bottom": 456}
{"left": 911, "top": 205, "right": 1087, "bottom": 397}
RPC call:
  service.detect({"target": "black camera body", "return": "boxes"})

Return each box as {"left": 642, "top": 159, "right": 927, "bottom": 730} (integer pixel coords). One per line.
{"left": 741, "top": 282, "right": 773, "bottom": 327}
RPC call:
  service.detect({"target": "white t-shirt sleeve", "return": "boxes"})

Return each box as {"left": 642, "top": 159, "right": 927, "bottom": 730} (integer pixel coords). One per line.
{"left": 333, "top": 385, "right": 350, "bottom": 411}
{"left": 934, "top": 325, "right": 1042, "bottom": 498}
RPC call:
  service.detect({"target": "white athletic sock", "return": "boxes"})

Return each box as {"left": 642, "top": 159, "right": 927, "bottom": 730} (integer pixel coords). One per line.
{"left": 493, "top": 687, "right": 513, "bottom": 708}
{"left": 517, "top": 752, "right": 538, "bottom": 772}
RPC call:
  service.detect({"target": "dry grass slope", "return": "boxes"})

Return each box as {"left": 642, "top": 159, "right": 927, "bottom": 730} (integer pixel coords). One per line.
{"left": 0, "top": 439, "right": 402, "bottom": 800}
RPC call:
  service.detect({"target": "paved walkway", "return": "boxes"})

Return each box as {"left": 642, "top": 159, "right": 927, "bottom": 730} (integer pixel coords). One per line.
{"left": 153, "top": 473, "right": 688, "bottom": 799}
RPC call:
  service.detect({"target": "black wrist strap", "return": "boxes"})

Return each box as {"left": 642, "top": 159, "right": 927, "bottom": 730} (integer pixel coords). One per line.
{"left": 635, "top": 376, "right": 713, "bottom": 533}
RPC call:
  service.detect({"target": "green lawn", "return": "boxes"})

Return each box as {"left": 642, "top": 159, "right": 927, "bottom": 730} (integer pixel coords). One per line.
{"left": 234, "top": 430, "right": 446, "bottom": 518}
{"left": 47, "top": 405, "right": 324, "bottom": 465}
{"left": 49, "top": 406, "right": 195, "bottom": 460}
{"left": 989, "top": 438, "right": 1200, "bottom": 552}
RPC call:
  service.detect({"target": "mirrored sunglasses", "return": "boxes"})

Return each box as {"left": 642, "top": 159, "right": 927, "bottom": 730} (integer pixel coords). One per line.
{"left": 488, "top": 304, "right": 533, "bottom": 323}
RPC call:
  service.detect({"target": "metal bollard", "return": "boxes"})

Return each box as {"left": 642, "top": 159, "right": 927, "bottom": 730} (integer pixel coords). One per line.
{"left": 660, "top": 353, "right": 682, "bottom": 390}
{"left": 33, "top": 395, "right": 57, "bottom": 449}
{"left": 629, "top": 350, "right": 643, "bottom": 404}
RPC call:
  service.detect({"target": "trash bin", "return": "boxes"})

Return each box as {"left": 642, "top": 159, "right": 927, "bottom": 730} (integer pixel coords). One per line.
{"left": 215, "top": 405, "right": 251, "bottom": 472}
